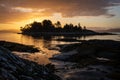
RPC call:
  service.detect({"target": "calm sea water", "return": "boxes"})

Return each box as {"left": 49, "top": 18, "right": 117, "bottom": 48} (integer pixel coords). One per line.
{"left": 0, "top": 32, "right": 120, "bottom": 64}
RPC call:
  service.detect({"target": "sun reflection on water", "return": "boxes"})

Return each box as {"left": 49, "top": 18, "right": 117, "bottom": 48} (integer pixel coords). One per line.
{"left": 0, "top": 32, "right": 120, "bottom": 64}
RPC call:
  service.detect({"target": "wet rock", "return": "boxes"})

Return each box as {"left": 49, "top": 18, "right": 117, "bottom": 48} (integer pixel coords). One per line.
{"left": 0, "top": 46, "right": 61, "bottom": 80}
{"left": 51, "top": 40, "right": 120, "bottom": 80}
{"left": 0, "top": 41, "right": 39, "bottom": 53}
{"left": 52, "top": 40, "right": 120, "bottom": 62}
{"left": 66, "top": 71, "right": 110, "bottom": 80}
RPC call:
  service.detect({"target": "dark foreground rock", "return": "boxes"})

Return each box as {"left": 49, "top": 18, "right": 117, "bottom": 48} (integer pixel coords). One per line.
{"left": 52, "top": 39, "right": 120, "bottom": 62}
{"left": 0, "top": 41, "right": 39, "bottom": 53}
{"left": 0, "top": 46, "right": 61, "bottom": 80}
{"left": 51, "top": 39, "right": 120, "bottom": 80}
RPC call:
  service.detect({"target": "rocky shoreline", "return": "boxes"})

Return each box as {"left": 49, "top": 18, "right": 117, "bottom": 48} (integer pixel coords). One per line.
{"left": 1, "top": 39, "right": 120, "bottom": 80}
{"left": 0, "top": 46, "right": 61, "bottom": 80}
{"left": 51, "top": 39, "right": 120, "bottom": 80}
{"left": 0, "top": 41, "right": 39, "bottom": 53}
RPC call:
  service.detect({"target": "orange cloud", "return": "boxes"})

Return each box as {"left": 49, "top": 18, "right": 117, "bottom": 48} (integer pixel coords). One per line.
{"left": 0, "top": 0, "right": 120, "bottom": 24}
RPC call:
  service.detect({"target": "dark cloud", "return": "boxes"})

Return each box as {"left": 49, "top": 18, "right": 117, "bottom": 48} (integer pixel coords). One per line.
{"left": 0, "top": 4, "right": 36, "bottom": 23}
{"left": 0, "top": 0, "right": 120, "bottom": 23}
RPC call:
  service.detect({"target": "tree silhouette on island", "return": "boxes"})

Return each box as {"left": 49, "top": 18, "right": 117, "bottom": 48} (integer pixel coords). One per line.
{"left": 20, "top": 19, "right": 111, "bottom": 36}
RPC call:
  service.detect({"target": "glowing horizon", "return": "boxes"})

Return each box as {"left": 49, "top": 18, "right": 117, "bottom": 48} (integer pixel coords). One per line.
{"left": 0, "top": 0, "right": 120, "bottom": 31}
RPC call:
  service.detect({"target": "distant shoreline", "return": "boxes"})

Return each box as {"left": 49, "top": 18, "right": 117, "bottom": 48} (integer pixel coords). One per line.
{"left": 18, "top": 31, "right": 115, "bottom": 36}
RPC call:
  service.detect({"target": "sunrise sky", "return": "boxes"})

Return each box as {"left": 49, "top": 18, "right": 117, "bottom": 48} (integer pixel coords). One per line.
{"left": 0, "top": 0, "right": 120, "bottom": 31}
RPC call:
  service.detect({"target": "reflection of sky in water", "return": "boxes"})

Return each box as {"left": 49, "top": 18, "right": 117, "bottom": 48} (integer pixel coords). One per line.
{"left": 79, "top": 35, "right": 120, "bottom": 41}
{"left": 0, "top": 32, "right": 120, "bottom": 64}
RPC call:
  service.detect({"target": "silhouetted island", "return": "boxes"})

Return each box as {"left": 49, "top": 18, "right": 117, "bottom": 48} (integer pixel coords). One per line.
{"left": 20, "top": 20, "right": 112, "bottom": 36}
